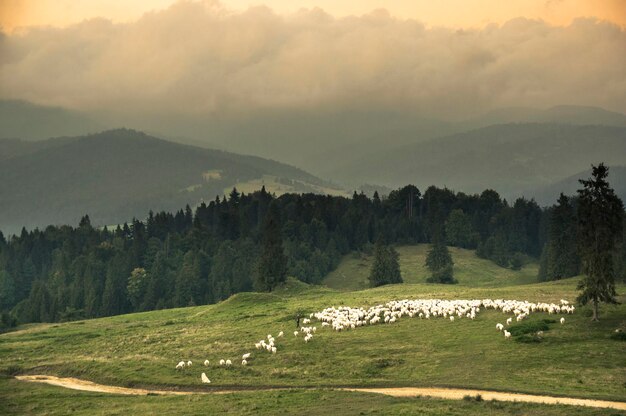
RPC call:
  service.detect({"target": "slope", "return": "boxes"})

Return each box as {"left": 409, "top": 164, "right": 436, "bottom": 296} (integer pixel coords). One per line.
{"left": 532, "top": 166, "right": 626, "bottom": 206}
{"left": 0, "top": 129, "right": 343, "bottom": 235}
{"left": 327, "top": 123, "right": 626, "bottom": 199}
{"left": 323, "top": 245, "right": 538, "bottom": 291}
{"left": 0, "top": 277, "right": 624, "bottom": 403}
{"left": 0, "top": 100, "right": 103, "bottom": 140}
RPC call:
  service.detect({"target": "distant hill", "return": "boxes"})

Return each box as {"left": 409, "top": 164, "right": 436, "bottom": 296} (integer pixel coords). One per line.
{"left": 466, "top": 105, "right": 626, "bottom": 129}
{"left": 0, "top": 100, "right": 103, "bottom": 140}
{"left": 327, "top": 123, "right": 626, "bottom": 200}
{"left": 0, "top": 129, "right": 343, "bottom": 235}
{"left": 532, "top": 166, "right": 626, "bottom": 206}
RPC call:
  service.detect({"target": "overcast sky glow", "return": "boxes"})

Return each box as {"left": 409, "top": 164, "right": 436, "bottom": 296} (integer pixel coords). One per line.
{"left": 1, "top": 0, "right": 625, "bottom": 123}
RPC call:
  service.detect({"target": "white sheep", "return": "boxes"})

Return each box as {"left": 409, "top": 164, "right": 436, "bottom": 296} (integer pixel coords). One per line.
{"left": 242, "top": 359, "right": 248, "bottom": 366}
{"left": 186, "top": 360, "right": 192, "bottom": 366}
{"left": 271, "top": 347, "right": 277, "bottom": 354}
{"left": 560, "top": 317, "right": 565, "bottom": 324}
{"left": 242, "top": 353, "right": 251, "bottom": 360}
{"left": 203, "top": 359, "right": 210, "bottom": 366}
{"left": 278, "top": 331, "right": 284, "bottom": 337}
{"left": 496, "top": 323, "right": 504, "bottom": 331}
{"left": 504, "top": 330, "right": 511, "bottom": 339}
{"left": 219, "top": 359, "right": 225, "bottom": 366}
{"left": 449, "top": 316, "right": 454, "bottom": 322}
{"left": 176, "top": 361, "right": 185, "bottom": 370}
{"left": 225, "top": 359, "right": 232, "bottom": 366}
{"left": 201, "top": 372, "right": 210, "bottom": 384}
{"left": 293, "top": 331, "right": 299, "bottom": 337}
{"left": 506, "top": 317, "right": 513, "bottom": 325}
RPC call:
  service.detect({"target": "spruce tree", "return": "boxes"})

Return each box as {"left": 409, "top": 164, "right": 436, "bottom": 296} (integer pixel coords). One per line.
{"left": 368, "top": 240, "right": 402, "bottom": 287}
{"left": 576, "top": 164, "right": 624, "bottom": 321}
{"left": 255, "top": 205, "right": 287, "bottom": 292}
{"left": 543, "top": 194, "right": 580, "bottom": 280}
{"left": 425, "top": 233, "right": 456, "bottom": 284}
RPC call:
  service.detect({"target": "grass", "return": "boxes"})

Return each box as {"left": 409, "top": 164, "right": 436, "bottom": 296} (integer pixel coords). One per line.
{"left": 8, "top": 375, "right": 626, "bottom": 416}
{"left": 2, "top": 377, "right": 620, "bottom": 416}
{"left": 1, "top": 247, "right": 625, "bottom": 414}
{"left": 1, "top": 279, "right": 624, "bottom": 399}
{"left": 225, "top": 175, "right": 349, "bottom": 198}
{"left": 324, "top": 245, "right": 539, "bottom": 290}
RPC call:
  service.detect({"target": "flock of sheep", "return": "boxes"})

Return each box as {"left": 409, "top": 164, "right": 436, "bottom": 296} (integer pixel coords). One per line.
{"left": 175, "top": 297, "right": 573, "bottom": 384}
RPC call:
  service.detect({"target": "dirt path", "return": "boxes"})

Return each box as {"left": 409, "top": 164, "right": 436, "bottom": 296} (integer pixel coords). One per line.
{"left": 15, "top": 375, "right": 626, "bottom": 411}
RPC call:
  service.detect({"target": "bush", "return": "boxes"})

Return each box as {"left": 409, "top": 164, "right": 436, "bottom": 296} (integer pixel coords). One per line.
{"left": 508, "top": 319, "right": 556, "bottom": 337}
{"left": 515, "top": 334, "right": 543, "bottom": 343}
{"left": 510, "top": 252, "right": 524, "bottom": 270}
{"left": 610, "top": 331, "right": 626, "bottom": 341}
{"left": 0, "top": 311, "right": 17, "bottom": 332}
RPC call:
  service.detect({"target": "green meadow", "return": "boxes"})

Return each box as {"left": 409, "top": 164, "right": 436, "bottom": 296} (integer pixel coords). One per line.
{"left": 1, "top": 245, "right": 625, "bottom": 415}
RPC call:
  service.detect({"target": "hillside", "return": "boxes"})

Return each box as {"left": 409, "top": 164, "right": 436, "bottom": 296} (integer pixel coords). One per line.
{"left": 1, "top": 276, "right": 624, "bottom": 414}
{"left": 327, "top": 123, "right": 626, "bottom": 199}
{"left": 324, "top": 245, "right": 538, "bottom": 291}
{"left": 0, "top": 100, "right": 103, "bottom": 140}
{"left": 0, "top": 129, "right": 343, "bottom": 235}
{"left": 532, "top": 166, "right": 626, "bottom": 206}
{"left": 466, "top": 105, "right": 626, "bottom": 129}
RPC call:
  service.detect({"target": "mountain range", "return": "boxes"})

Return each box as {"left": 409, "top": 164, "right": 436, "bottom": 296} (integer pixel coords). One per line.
{"left": 0, "top": 129, "right": 342, "bottom": 235}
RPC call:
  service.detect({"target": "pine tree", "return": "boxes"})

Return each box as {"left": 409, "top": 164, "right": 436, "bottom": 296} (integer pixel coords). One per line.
{"left": 425, "top": 233, "right": 456, "bottom": 284}
{"left": 255, "top": 205, "right": 287, "bottom": 292}
{"left": 368, "top": 240, "right": 402, "bottom": 287}
{"left": 543, "top": 194, "right": 580, "bottom": 280}
{"left": 576, "top": 164, "right": 624, "bottom": 321}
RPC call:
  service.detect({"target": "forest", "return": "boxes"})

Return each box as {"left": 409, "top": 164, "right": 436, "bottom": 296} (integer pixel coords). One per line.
{"left": 1, "top": 183, "right": 625, "bottom": 328}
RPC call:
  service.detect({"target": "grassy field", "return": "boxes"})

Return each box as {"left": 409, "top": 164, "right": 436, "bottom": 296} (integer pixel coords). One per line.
{"left": 324, "top": 245, "right": 539, "bottom": 290}
{"left": 1, "top": 247, "right": 625, "bottom": 414}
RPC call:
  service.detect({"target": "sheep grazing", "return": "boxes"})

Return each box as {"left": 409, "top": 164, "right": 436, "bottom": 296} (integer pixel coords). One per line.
{"left": 203, "top": 359, "right": 210, "bottom": 366}
{"left": 176, "top": 361, "right": 185, "bottom": 370}
{"left": 449, "top": 316, "right": 455, "bottom": 322}
{"left": 506, "top": 317, "right": 513, "bottom": 325}
{"left": 186, "top": 360, "right": 192, "bottom": 367}
{"left": 278, "top": 331, "right": 284, "bottom": 337}
{"left": 504, "top": 330, "right": 511, "bottom": 339}
{"left": 560, "top": 317, "right": 565, "bottom": 324}
{"left": 242, "top": 353, "right": 251, "bottom": 360}
{"left": 293, "top": 331, "right": 299, "bottom": 337}
{"left": 242, "top": 359, "right": 248, "bottom": 366}
{"left": 201, "top": 372, "right": 211, "bottom": 384}
{"left": 225, "top": 359, "right": 232, "bottom": 366}
{"left": 496, "top": 323, "right": 504, "bottom": 331}
{"left": 219, "top": 359, "right": 225, "bottom": 366}
{"left": 271, "top": 347, "right": 277, "bottom": 354}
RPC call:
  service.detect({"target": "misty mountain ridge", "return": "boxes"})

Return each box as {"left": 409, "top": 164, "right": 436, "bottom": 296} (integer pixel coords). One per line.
{"left": 328, "top": 123, "right": 626, "bottom": 200}
{"left": 532, "top": 166, "right": 626, "bottom": 206}
{"left": 0, "top": 129, "right": 343, "bottom": 235}
{"left": 0, "top": 100, "right": 104, "bottom": 140}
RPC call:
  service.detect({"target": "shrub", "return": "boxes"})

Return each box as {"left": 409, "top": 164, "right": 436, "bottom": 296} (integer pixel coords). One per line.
{"left": 508, "top": 319, "right": 556, "bottom": 337}
{"left": 610, "top": 331, "right": 626, "bottom": 341}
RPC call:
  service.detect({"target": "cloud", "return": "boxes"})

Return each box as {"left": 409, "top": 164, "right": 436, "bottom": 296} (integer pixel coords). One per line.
{"left": 0, "top": 0, "right": 625, "bottom": 122}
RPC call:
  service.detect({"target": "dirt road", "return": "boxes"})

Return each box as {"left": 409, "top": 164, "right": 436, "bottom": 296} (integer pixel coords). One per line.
{"left": 15, "top": 375, "right": 626, "bottom": 411}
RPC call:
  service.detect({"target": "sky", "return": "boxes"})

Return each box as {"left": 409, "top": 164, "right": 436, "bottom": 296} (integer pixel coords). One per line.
{"left": 0, "top": 0, "right": 625, "bottom": 124}
{"left": 2, "top": 0, "right": 625, "bottom": 31}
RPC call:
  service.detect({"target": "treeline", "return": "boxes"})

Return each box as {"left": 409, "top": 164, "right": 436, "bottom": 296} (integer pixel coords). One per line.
{"left": 0, "top": 184, "right": 624, "bottom": 327}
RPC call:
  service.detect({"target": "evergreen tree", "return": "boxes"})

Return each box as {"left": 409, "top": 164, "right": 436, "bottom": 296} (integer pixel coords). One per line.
{"left": 368, "top": 240, "right": 402, "bottom": 287}
{"left": 127, "top": 267, "right": 148, "bottom": 310}
{"left": 542, "top": 194, "right": 580, "bottom": 280}
{"left": 576, "top": 164, "right": 624, "bottom": 321}
{"left": 0, "top": 269, "right": 15, "bottom": 311}
{"left": 425, "top": 233, "right": 456, "bottom": 284}
{"left": 445, "top": 209, "right": 478, "bottom": 249}
{"left": 255, "top": 205, "right": 287, "bottom": 292}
